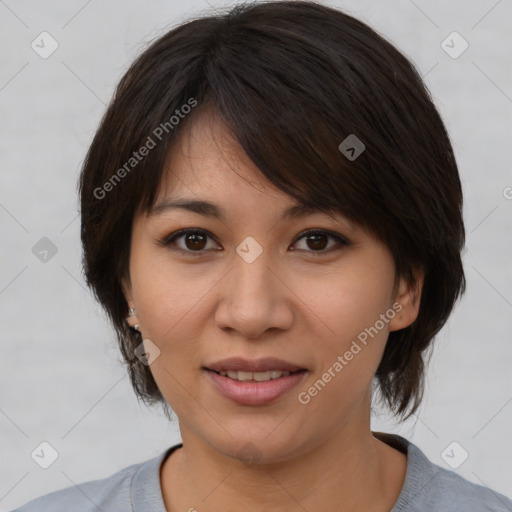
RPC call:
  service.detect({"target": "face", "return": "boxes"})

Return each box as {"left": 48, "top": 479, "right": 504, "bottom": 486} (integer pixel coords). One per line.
{"left": 123, "top": 110, "right": 421, "bottom": 464}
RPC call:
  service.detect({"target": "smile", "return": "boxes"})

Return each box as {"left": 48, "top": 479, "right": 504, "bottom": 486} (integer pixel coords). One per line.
{"left": 204, "top": 368, "right": 308, "bottom": 405}
{"left": 215, "top": 369, "right": 300, "bottom": 381}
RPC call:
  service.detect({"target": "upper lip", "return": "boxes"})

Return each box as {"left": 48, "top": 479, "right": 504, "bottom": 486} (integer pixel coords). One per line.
{"left": 205, "top": 357, "right": 306, "bottom": 373}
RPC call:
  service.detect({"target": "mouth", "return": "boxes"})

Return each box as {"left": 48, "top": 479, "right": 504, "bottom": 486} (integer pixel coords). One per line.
{"left": 202, "top": 357, "right": 309, "bottom": 405}
{"left": 206, "top": 368, "right": 307, "bottom": 382}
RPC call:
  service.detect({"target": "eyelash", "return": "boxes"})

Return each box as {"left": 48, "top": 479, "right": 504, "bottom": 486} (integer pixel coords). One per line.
{"left": 157, "top": 228, "right": 349, "bottom": 257}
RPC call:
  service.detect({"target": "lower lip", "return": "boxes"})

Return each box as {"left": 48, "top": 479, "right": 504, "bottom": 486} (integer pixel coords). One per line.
{"left": 204, "top": 369, "right": 308, "bottom": 405}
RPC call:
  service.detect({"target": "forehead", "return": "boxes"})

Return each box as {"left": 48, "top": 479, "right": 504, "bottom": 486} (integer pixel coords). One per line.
{"left": 156, "top": 108, "right": 287, "bottom": 204}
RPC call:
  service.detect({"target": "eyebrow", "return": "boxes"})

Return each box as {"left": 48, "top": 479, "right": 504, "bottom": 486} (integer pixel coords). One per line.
{"left": 148, "top": 198, "right": 331, "bottom": 221}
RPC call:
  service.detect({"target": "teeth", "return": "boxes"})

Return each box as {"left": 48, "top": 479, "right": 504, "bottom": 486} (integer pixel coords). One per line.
{"left": 219, "top": 370, "right": 292, "bottom": 381}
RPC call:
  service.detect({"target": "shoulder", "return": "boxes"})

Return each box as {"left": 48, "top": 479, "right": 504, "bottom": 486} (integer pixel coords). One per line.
{"left": 9, "top": 447, "right": 172, "bottom": 512}
{"left": 10, "top": 463, "right": 138, "bottom": 512}
{"left": 387, "top": 434, "right": 512, "bottom": 512}
{"left": 424, "top": 461, "right": 512, "bottom": 512}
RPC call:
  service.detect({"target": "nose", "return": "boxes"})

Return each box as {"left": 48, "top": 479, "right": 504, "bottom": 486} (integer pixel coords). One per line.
{"left": 214, "top": 246, "right": 294, "bottom": 340}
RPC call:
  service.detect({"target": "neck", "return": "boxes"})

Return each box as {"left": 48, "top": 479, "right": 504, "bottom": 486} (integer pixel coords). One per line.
{"left": 161, "top": 421, "right": 407, "bottom": 512}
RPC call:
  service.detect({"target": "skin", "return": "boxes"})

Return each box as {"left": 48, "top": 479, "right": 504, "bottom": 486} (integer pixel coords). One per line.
{"left": 123, "top": 108, "right": 423, "bottom": 512}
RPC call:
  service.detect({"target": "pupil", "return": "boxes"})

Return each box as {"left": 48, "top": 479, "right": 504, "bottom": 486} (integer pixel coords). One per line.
{"left": 187, "top": 233, "right": 206, "bottom": 250}
{"left": 307, "top": 234, "right": 327, "bottom": 250}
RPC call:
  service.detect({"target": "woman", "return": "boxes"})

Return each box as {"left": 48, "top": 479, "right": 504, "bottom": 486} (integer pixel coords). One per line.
{"left": 12, "top": 1, "right": 512, "bottom": 510}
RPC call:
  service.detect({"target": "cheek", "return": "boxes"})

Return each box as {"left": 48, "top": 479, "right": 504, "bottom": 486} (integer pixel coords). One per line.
{"left": 299, "top": 290, "right": 393, "bottom": 421}
{"left": 129, "top": 254, "right": 225, "bottom": 394}
{"left": 303, "top": 256, "right": 396, "bottom": 397}
{"left": 314, "top": 258, "right": 396, "bottom": 343}
{"left": 129, "top": 242, "right": 210, "bottom": 334}
{"left": 129, "top": 255, "right": 209, "bottom": 410}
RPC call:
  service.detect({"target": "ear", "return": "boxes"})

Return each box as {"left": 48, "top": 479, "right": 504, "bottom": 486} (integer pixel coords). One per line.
{"left": 121, "top": 275, "right": 132, "bottom": 303}
{"left": 388, "top": 268, "right": 424, "bottom": 332}
{"left": 121, "top": 276, "right": 140, "bottom": 329}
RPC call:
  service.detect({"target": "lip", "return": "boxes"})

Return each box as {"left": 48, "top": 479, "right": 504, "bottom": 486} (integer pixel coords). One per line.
{"left": 204, "top": 368, "right": 308, "bottom": 405}
{"left": 204, "top": 357, "right": 306, "bottom": 373}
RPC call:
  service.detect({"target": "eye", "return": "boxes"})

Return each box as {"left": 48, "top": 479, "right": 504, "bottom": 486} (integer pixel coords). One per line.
{"left": 291, "top": 229, "right": 349, "bottom": 255}
{"left": 157, "top": 228, "right": 349, "bottom": 256}
{"left": 158, "top": 229, "right": 220, "bottom": 255}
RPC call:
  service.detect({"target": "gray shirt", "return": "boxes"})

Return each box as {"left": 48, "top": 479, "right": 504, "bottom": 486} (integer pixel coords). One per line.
{"left": 11, "top": 434, "right": 512, "bottom": 511}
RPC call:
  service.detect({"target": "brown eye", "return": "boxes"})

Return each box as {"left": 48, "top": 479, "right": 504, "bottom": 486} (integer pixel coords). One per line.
{"left": 159, "top": 229, "right": 220, "bottom": 255}
{"left": 292, "top": 230, "right": 348, "bottom": 254}
{"left": 304, "top": 233, "right": 329, "bottom": 251}
{"left": 183, "top": 232, "right": 208, "bottom": 251}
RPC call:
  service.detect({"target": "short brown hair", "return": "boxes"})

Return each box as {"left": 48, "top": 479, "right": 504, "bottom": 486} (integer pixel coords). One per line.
{"left": 79, "top": 0, "right": 465, "bottom": 421}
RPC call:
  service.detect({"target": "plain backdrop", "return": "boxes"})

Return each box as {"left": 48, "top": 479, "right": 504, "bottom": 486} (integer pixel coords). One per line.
{"left": 0, "top": 0, "right": 511, "bottom": 509}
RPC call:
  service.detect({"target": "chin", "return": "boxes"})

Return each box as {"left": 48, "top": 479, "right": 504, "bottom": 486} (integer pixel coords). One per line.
{"left": 207, "top": 428, "right": 309, "bottom": 467}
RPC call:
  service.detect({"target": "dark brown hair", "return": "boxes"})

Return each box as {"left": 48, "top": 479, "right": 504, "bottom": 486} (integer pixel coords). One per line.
{"left": 79, "top": 0, "right": 465, "bottom": 421}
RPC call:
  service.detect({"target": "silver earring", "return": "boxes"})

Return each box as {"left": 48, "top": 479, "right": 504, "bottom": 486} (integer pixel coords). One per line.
{"left": 128, "top": 308, "right": 135, "bottom": 317}
{"left": 134, "top": 324, "right": 139, "bottom": 331}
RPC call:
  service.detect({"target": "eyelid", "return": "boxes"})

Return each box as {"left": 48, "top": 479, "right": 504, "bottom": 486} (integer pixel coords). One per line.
{"left": 293, "top": 228, "right": 350, "bottom": 247}
{"left": 157, "top": 227, "right": 350, "bottom": 255}
{"left": 157, "top": 228, "right": 220, "bottom": 254}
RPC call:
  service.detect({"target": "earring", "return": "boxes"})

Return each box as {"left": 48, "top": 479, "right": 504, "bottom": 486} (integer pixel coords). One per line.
{"left": 127, "top": 308, "right": 140, "bottom": 332}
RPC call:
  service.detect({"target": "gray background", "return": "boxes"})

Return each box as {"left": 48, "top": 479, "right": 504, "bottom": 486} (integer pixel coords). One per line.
{"left": 0, "top": 0, "right": 511, "bottom": 509}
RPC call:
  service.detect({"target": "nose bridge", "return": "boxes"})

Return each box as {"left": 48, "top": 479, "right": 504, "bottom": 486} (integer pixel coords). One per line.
{"left": 232, "top": 238, "right": 276, "bottom": 304}
{"left": 215, "top": 237, "right": 292, "bottom": 338}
